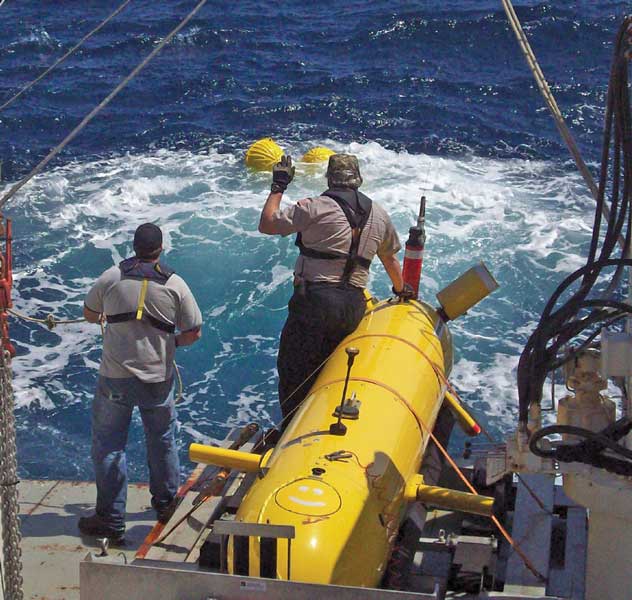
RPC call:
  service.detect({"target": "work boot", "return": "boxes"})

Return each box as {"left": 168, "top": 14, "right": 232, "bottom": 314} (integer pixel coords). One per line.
{"left": 152, "top": 496, "right": 179, "bottom": 524}
{"left": 78, "top": 513, "right": 125, "bottom": 544}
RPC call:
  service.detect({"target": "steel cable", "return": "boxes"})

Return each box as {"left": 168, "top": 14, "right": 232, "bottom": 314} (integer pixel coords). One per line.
{"left": 0, "top": 0, "right": 208, "bottom": 211}
{"left": 500, "top": 0, "right": 627, "bottom": 252}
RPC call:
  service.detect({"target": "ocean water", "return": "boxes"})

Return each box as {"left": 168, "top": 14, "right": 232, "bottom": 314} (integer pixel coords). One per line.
{"left": 0, "top": 1, "right": 623, "bottom": 481}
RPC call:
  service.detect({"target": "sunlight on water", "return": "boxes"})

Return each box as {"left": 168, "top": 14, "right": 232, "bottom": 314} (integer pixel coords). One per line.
{"left": 1, "top": 140, "right": 595, "bottom": 478}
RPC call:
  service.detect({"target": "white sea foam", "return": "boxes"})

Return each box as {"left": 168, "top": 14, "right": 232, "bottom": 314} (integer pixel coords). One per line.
{"left": 1, "top": 141, "right": 597, "bottom": 441}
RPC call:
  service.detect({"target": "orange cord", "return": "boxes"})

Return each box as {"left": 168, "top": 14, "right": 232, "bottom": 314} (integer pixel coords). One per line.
{"left": 398, "top": 348, "right": 548, "bottom": 583}
{"left": 296, "top": 330, "right": 546, "bottom": 581}
{"left": 321, "top": 355, "right": 547, "bottom": 582}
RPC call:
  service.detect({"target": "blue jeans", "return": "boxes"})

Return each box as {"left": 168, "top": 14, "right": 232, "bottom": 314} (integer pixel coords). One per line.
{"left": 91, "top": 375, "right": 178, "bottom": 528}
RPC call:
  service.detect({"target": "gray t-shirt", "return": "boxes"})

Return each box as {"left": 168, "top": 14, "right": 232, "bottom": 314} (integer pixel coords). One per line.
{"left": 270, "top": 195, "right": 401, "bottom": 288}
{"left": 85, "top": 264, "right": 203, "bottom": 382}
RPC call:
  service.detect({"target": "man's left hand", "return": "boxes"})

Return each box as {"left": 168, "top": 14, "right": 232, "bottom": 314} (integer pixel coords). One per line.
{"left": 271, "top": 155, "right": 295, "bottom": 193}
{"left": 175, "top": 327, "right": 202, "bottom": 347}
{"left": 392, "top": 283, "right": 415, "bottom": 301}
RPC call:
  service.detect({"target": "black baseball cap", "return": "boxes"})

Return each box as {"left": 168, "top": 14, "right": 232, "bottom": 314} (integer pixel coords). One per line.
{"left": 133, "top": 223, "right": 162, "bottom": 254}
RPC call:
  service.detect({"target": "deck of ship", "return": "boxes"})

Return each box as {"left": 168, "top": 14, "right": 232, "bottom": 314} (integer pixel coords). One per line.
{"left": 10, "top": 479, "right": 156, "bottom": 600}
{"left": 3, "top": 427, "right": 586, "bottom": 599}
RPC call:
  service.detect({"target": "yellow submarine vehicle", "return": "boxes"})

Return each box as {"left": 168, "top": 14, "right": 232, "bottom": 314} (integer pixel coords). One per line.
{"left": 190, "top": 292, "right": 494, "bottom": 586}
{"left": 183, "top": 137, "right": 500, "bottom": 588}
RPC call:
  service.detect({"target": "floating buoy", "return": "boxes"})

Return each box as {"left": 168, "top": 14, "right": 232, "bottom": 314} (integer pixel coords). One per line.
{"left": 301, "top": 146, "right": 335, "bottom": 163}
{"left": 245, "top": 138, "right": 283, "bottom": 171}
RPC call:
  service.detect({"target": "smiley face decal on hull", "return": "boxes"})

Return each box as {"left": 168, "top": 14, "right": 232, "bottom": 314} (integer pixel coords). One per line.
{"left": 275, "top": 478, "right": 342, "bottom": 516}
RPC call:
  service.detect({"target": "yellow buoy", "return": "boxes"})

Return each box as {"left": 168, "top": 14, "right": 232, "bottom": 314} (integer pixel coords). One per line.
{"left": 245, "top": 138, "right": 283, "bottom": 171}
{"left": 301, "top": 146, "right": 335, "bottom": 163}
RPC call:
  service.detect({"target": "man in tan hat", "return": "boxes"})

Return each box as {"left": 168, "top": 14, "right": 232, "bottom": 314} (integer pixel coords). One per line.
{"left": 259, "top": 153, "right": 412, "bottom": 426}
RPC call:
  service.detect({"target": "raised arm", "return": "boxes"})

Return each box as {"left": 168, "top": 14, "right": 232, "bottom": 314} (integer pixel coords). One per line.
{"left": 258, "top": 191, "right": 285, "bottom": 234}
{"left": 258, "top": 155, "right": 295, "bottom": 235}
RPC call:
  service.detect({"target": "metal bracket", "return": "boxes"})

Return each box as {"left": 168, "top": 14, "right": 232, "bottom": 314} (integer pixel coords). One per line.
{"left": 211, "top": 520, "right": 296, "bottom": 579}
{"left": 332, "top": 392, "right": 361, "bottom": 420}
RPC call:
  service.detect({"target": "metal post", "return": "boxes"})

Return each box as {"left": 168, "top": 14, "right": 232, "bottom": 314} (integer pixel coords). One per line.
{"left": 286, "top": 539, "right": 291, "bottom": 580}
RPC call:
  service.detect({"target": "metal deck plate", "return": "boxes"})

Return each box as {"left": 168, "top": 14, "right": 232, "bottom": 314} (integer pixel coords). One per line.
{"left": 17, "top": 479, "right": 157, "bottom": 600}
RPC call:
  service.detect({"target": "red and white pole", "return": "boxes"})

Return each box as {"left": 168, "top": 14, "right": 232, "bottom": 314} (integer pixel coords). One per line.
{"left": 401, "top": 196, "right": 426, "bottom": 299}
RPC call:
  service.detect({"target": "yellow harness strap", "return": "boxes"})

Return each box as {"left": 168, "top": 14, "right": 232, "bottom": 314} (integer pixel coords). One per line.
{"left": 136, "top": 279, "right": 149, "bottom": 320}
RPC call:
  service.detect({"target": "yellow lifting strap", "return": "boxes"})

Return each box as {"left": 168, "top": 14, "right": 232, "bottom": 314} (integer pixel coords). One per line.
{"left": 136, "top": 279, "right": 149, "bottom": 321}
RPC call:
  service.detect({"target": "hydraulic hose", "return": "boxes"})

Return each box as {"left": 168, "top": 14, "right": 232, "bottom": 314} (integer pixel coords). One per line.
{"left": 517, "top": 17, "right": 632, "bottom": 427}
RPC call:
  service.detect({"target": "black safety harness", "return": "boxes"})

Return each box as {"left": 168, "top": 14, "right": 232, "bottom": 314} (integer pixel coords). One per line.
{"left": 295, "top": 189, "right": 373, "bottom": 285}
{"left": 106, "top": 257, "right": 176, "bottom": 333}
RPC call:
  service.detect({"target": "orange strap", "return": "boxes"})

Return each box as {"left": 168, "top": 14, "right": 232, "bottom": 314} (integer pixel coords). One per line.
{"left": 313, "top": 339, "right": 546, "bottom": 583}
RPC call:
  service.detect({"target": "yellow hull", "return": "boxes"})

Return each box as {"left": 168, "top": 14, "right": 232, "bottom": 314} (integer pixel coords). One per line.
{"left": 230, "top": 298, "right": 452, "bottom": 586}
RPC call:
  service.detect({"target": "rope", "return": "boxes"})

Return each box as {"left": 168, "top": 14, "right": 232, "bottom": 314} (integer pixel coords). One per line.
{"left": 0, "top": 0, "right": 208, "bottom": 211}
{"left": 314, "top": 373, "right": 545, "bottom": 581}
{"left": 347, "top": 374, "right": 546, "bottom": 582}
{"left": 403, "top": 352, "right": 547, "bottom": 581}
{"left": 500, "top": 0, "right": 626, "bottom": 253}
{"left": 8, "top": 308, "right": 185, "bottom": 403}
{"left": 292, "top": 327, "right": 545, "bottom": 580}
{"left": 7, "top": 307, "right": 85, "bottom": 329}
{"left": 250, "top": 349, "right": 339, "bottom": 450}
{"left": 280, "top": 316, "right": 550, "bottom": 568}
{"left": 403, "top": 342, "right": 553, "bottom": 515}
{"left": 439, "top": 375, "right": 553, "bottom": 514}
{"left": 324, "top": 330, "right": 547, "bottom": 580}
{"left": 0, "top": 0, "right": 132, "bottom": 112}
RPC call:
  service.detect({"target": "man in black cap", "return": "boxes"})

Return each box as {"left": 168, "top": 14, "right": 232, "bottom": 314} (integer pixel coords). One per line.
{"left": 78, "top": 223, "right": 202, "bottom": 542}
{"left": 259, "top": 154, "right": 412, "bottom": 426}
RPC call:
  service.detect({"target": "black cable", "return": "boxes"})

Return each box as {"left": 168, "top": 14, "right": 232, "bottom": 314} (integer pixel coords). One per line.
{"left": 517, "top": 16, "right": 632, "bottom": 426}
{"left": 549, "top": 314, "right": 627, "bottom": 370}
{"left": 529, "top": 419, "right": 632, "bottom": 476}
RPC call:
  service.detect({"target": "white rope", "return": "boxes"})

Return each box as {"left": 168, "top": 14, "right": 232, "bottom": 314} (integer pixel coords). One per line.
{"left": 500, "top": 0, "right": 625, "bottom": 252}
{"left": 0, "top": 0, "right": 208, "bottom": 211}
{"left": 0, "top": 0, "right": 132, "bottom": 113}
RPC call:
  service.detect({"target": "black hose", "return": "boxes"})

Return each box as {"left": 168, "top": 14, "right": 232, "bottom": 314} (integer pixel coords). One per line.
{"left": 529, "top": 419, "right": 632, "bottom": 476}
{"left": 549, "top": 314, "right": 626, "bottom": 370}
{"left": 517, "top": 16, "right": 632, "bottom": 426}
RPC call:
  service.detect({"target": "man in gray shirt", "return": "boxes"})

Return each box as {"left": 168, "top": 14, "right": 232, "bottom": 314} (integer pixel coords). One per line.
{"left": 78, "top": 223, "right": 202, "bottom": 542}
{"left": 259, "top": 154, "right": 412, "bottom": 427}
